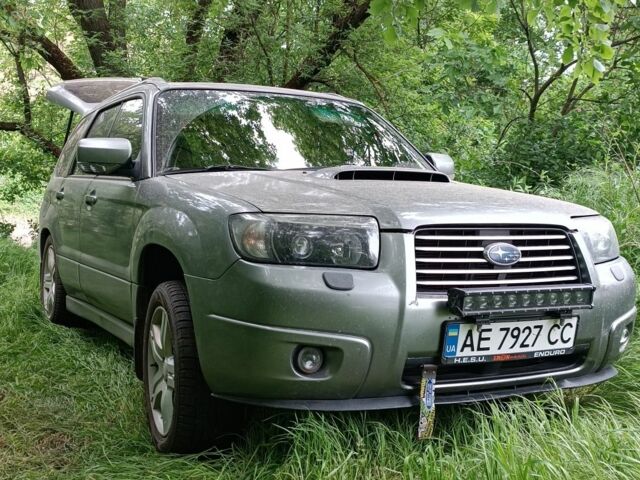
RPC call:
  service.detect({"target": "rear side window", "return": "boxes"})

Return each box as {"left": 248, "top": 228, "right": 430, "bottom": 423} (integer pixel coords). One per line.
{"left": 54, "top": 116, "right": 90, "bottom": 177}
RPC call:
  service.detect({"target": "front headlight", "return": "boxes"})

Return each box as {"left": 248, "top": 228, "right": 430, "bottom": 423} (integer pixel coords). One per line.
{"left": 574, "top": 216, "right": 620, "bottom": 264}
{"left": 229, "top": 213, "right": 380, "bottom": 268}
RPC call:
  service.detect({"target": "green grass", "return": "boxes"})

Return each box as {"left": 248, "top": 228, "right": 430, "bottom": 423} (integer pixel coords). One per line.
{"left": 0, "top": 167, "right": 639, "bottom": 479}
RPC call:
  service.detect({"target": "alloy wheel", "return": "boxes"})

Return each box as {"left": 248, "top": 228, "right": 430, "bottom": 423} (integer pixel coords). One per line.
{"left": 146, "top": 305, "right": 175, "bottom": 436}
{"left": 42, "top": 245, "right": 56, "bottom": 318}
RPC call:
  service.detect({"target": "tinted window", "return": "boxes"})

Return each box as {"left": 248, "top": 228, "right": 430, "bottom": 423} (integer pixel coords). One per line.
{"left": 155, "top": 90, "right": 426, "bottom": 173}
{"left": 54, "top": 116, "right": 90, "bottom": 177}
{"left": 110, "top": 99, "right": 144, "bottom": 160}
{"left": 87, "top": 105, "right": 119, "bottom": 138}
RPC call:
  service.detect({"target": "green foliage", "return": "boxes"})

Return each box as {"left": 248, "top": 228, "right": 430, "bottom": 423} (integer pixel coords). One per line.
{"left": 371, "top": 0, "right": 629, "bottom": 83}
{"left": 0, "top": 140, "right": 53, "bottom": 200}
{"left": 0, "top": 1, "right": 639, "bottom": 473}
{"left": 490, "top": 116, "right": 607, "bottom": 187}
{"left": 0, "top": 0, "right": 638, "bottom": 191}
{"left": 0, "top": 220, "right": 14, "bottom": 238}
{"left": 543, "top": 162, "right": 640, "bottom": 272}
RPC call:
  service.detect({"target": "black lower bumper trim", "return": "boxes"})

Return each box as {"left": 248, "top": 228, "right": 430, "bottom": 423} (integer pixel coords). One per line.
{"left": 212, "top": 366, "right": 617, "bottom": 411}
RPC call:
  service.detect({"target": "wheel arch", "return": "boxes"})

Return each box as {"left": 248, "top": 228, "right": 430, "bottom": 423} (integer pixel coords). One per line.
{"left": 39, "top": 228, "right": 52, "bottom": 258}
{"left": 133, "top": 243, "right": 186, "bottom": 380}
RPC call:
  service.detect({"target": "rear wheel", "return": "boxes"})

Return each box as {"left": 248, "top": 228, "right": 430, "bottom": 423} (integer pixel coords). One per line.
{"left": 143, "top": 280, "right": 241, "bottom": 453}
{"left": 40, "top": 237, "right": 74, "bottom": 326}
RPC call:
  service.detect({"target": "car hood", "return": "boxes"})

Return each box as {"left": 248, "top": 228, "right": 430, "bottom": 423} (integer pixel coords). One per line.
{"left": 167, "top": 170, "right": 597, "bottom": 230}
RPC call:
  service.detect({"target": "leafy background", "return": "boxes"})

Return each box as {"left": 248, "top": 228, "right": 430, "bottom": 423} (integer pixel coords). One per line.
{"left": 0, "top": 0, "right": 639, "bottom": 478}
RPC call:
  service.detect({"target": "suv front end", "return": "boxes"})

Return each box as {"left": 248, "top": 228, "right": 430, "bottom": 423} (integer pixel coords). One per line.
{"left": 186, "top": 217, "right": 636, "bottom": 409}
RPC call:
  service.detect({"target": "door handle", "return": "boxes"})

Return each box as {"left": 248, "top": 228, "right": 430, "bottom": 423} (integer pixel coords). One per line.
{"left": 84, "top": 191, "right": 97, "bottom": 206}
{"left": 55, "top": 188, "right": 64, "bottom": 200}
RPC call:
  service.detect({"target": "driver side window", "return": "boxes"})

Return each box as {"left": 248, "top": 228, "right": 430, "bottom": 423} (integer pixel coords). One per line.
{"left": 73, "top": 98, "right": 144, "bottom": 177}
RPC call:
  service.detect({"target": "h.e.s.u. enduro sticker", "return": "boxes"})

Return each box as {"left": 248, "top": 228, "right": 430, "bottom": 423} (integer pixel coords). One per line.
{"left": 417, "top": 365, "right": 437, "bottom": 439}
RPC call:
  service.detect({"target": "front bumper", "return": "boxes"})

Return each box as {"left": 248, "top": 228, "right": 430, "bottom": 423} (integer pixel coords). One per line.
{"left": 185, "top": 232, "right": 636, "bottom": 408}
{"left": 214, "top": 365, "right": 618, "bottom": 410}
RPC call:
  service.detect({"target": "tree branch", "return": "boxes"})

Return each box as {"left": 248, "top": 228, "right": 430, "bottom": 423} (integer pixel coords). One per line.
{"left": 527, "top": 60, "right": 576, "bottom": 120}
{"left": 27, "top": 32, "right": 83, "bottom": 79}
{"left": 0, "top": 122, "right": 61, "bottom": 156}
{"left": 560, "top": 78, "right": 579, "bottom": 116}
{"left": 496, "top": 115, "right": 526, "bottom": 149}
{"left": 1, "top": 36, "right": 32, "bottom": 125}
{"left": 284, "top": 0, "right": 370, "bottom": 90}
{"left": 0, "top": 36, "right": 60, "bottom": 157}
{"left": 215, "top": 3, "right": 261, "bottom": 81}
{"left": 612, "top": 33, "right": 640, "bottom": 47}
{"left": 510, "top": 0, "right": 539, "bottom": 91}
{"left": 1, "top": 15, "right": 82, "bottom": 80}
{"left": 250, "top": 14, "right": 275, "bottom": 85}
{"left": 344, "top": 47, "right": 389, "bottom": 115}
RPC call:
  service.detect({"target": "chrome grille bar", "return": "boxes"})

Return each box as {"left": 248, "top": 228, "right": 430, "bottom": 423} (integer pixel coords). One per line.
{"left": 416, "top": 255, "right": 574, "bottom": 264}
{"left": 415, "top": 234, "right": 566, "bottom": 241}
{"left": 416, "top": 265, "right": 576, "bottom": 275}
{"left": 417, "top": 276, "right": 579, "bottom": 286}
{"left": 414, "top": 226, "right": 582, "bottom": 292}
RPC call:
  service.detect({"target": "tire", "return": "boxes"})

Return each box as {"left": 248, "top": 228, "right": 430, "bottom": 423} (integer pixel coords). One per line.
{"left": 142, "top": 280, "right": 241, "bottom": 453}
{"left": 40, "top": 236, "right": 74, "bottom": 326}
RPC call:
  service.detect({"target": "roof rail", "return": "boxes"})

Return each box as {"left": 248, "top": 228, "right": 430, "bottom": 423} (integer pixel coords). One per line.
{"left": 46, "top": 77, "right": 143, "bottom": 115}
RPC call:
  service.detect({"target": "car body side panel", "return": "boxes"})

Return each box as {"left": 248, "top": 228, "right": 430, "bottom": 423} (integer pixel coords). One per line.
{"left": 129, "top": 178, "right": 257, "bottom": 288}
{"left": 79, "top": 177, "right": 142, "bottom": 322}
{"left": 46, "top": 175, "right": 95, "bottom": 298}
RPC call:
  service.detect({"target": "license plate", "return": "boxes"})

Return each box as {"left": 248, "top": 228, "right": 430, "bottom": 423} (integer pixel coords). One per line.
{"left": 442, "top": 317, "right": 578, "bottom": 364}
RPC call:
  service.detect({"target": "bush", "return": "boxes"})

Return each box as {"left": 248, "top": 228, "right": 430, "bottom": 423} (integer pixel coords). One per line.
{"left": 542, "top": 163, "right": 640, "bottom": 273}
{"left": 0, "top": 220, "right": 14, "bottom": 239}
{"left": 490, "top": 116, "right": 607, "bottom": 189}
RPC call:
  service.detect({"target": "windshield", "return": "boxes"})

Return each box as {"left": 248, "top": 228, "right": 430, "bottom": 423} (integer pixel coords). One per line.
{"left": 155, "top": 90, "right": 427, "bottom": 173}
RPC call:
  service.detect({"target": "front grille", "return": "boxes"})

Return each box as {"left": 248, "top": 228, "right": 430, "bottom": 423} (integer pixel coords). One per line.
{"left": 415, "top": 226, "right": 582, "bottom": 293}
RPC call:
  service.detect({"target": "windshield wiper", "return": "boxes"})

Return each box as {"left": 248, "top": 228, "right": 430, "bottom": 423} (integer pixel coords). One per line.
{"left": 163, "top": 164, "right": 270, "bottom": 175}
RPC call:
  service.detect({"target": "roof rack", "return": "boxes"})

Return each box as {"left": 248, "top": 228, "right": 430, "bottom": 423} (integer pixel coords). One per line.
{"left": 46, "top": 77, "right": 143, "bottom": 115}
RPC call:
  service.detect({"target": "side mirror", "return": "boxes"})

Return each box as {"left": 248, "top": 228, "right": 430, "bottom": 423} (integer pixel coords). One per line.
{"left": 77, "top": 138, "right": 132, "bottom": 174}
{"left": 426, "top": 152, "right": 455, "bottom": 179}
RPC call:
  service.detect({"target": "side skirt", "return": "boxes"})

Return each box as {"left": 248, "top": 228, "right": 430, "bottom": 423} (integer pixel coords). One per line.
{"left": 66, "top": 296, "right": 135, "bottom": 346}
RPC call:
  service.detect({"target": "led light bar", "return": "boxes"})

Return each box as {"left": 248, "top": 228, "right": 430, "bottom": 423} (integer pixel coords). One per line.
{"left": 447, "top": 284, "right": 595, "bottom": 317}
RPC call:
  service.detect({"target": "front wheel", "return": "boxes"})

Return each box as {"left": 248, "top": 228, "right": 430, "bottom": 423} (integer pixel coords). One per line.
{"left": 142, "top": 280, "right": 241, "bottom": 453}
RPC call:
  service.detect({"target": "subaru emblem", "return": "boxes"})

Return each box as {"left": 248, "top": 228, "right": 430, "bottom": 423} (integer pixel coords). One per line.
{"left": 483, "top": 242, "right": 521, "bottom": 266}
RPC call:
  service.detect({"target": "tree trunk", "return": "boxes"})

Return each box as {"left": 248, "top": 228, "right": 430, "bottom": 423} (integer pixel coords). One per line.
{"left": 215, "top": 3, "right": 259, "bottom": 81}
{"left": 283, "top": 0, "right": 370, "bottom": 90}
{"left": 181, "top": 0, "right": 213, "bottom": 81}
{"left": 68, "top": 0, "right": 128, "bottom": 75}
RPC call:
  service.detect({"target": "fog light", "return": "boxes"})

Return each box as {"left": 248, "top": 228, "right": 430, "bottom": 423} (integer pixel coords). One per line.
{"left": 296, "top": 346, "right": 324, "bottom": 374}
{"left": 620, "top": 327, "right": 631, "bottom": 353}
